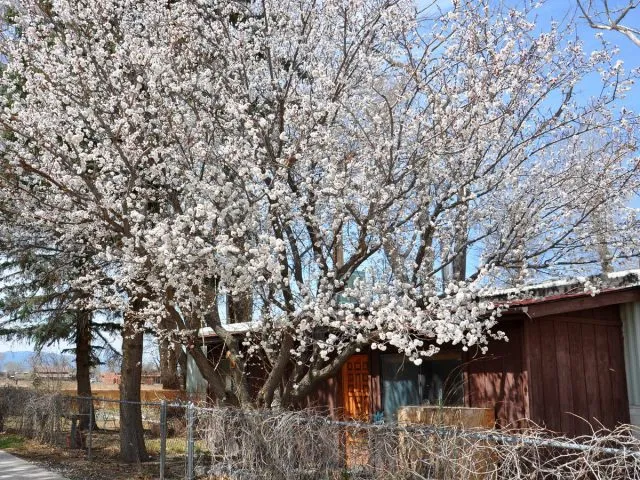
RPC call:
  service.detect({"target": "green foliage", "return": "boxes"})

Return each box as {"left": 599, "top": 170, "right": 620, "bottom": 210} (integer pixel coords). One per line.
{"left": 0, "top": 433, "right": 25, "bottom": 449}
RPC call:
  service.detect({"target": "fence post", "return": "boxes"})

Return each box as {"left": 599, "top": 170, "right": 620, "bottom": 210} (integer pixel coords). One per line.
{"left": 160, "top": 400, "right": 167, "bottom": 480}
{"left": 186, "top": 402, "right": 195, "bottom": 480}
{"left": 87, "top": 398, "right": 93, "bottom": 461}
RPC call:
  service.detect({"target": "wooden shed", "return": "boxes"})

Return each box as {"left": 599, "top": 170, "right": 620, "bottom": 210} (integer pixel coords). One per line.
{"left": 466, "top": 301, "right": 631, "bottom": 434}
{"left": 192, "top": 272, "right": 640, "bottom": 437}
{"left": 303, "top": 279, "right": 640, "bottom": 435}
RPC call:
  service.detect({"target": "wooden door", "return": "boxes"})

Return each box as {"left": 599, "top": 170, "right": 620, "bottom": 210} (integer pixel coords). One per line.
{"left": 342, "top": 354, "right": 371, "bottom": 421}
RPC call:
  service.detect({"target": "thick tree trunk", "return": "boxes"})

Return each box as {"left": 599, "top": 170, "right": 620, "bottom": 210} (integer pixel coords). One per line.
{"left": 159, "top": 338, "right": 180, "bottom": 389}
{"left": 159, "top": 314, "right": 181, "bottom": 389}
{"left": 119, "top": 317, "right": 148, "bottom": 463}
{"left": 165, "top": 297, "right": 250, "bottom": 405}
{"left": 593, "top": 204, "right": 613, "bottom": 274}
{"left": 257, "top": 333, "right": 294, "bottom": 407}
{"left": 76, "top": 310, "right": 96, "bottom": 430}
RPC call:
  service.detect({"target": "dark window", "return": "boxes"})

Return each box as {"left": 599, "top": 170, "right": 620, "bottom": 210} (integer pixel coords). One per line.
{"left": 380, "top": 353, "right": 463, "bottom": 421}
{"left": 422, "top": 358, "right": 464, "bottom": 406}
{"left": 381, "top": 354, "right": 421, "bottom": 421}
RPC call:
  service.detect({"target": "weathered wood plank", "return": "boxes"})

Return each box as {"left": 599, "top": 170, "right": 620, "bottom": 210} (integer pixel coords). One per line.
{"left": 524, "top": 289, "right": 640, "bottom": 319}
{"left": 607, "top": 324, "right": 630, "bottom": 424}
{"left": 581, "top": 323, "right": 602, "bottom": 426}
{"left": 554, "top": 320, "right": 574, "bottom": 434}
{"left": 539, "top": 319, "right": 561, "bottom": 431}
{"left": 568, "top": 325, "right": 589, "bottom": 435}
{"left": 595, "top": 324, "right": 614, "bottom": 427}
{"left": 525, "top": 319, "right": 545, "bottom": 425}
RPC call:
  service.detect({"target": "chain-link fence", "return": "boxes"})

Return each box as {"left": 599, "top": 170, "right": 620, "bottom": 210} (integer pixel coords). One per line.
{"left": 0, "top": 386, "right": 190, "bottom": 479}
{"left": 190, "top": 407, "right": 640, "bottom": 479}
{"left": 2, "top": 385, "right": 640, "bottom": 479}
{"left": 85, "top": 396, "right": 191, "bottom": 478}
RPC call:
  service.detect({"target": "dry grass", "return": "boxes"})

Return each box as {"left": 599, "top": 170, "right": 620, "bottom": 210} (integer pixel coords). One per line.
{"left": 0, "top": 387, "right": 188, "bottom": 479}
{"left": 193, "top": 407, "right": 640, "bottom": 480}
{"left": 4, "top": 389, "right": 640, "bottom": 479}
{"left": 0, "top": 431, "right": 185, "bottom": 480}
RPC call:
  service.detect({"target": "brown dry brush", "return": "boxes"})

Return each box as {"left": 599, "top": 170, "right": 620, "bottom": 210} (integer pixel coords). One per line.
{"left": 2, "top": 389, "right": 639, "bottom": 479}
{"left": 0, "top": 386, "right": 72, "bottom": 444}
{"left": 193, "top": 407, "right": 640, "bottom": 480}
{"left": 194, "top": 407, "right": 346, "bottom": 479}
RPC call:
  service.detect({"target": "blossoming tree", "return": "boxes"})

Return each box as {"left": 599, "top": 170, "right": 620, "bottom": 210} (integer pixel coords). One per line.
{"left": 578, "top": 0, "right": 640, "bottom": 47}
{"left": 1, "top": 0, "right": 638, "bottom": 462}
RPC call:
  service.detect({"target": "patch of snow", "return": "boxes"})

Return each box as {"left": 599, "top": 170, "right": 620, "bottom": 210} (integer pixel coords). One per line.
{"left": 486, "top": 269, "right": 640, "bottom": 301}
{"left": 606, "top": 269, "right": 640, "bottom": 279}
{"left": 198, "top": 322, "right": 261, "bottom": 337}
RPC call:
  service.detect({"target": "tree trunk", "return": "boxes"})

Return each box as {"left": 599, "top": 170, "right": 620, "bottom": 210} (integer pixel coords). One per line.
{"left": 76, "top": 310, "right": 96, "bottom": 430}
{"left": 452, "top": 188, "right": 469, "bottom": 281}
{"left": 226, "top": 293, "right": 252, "bottom": 324}
{"left": 119, "top": 316, "right": 148, "bottom": 463}
{"left": 257, "top": 333, "right": 294, "bottom": 407}
{"left": 285, "top": 343, "right": 359, "bottom": 407}
{"left": 177, "top": 346, "right": 187, "bottom": 390}
{"left": 593, "top": 204, "right": 613, "bottom": 274}
{"left": 188, "top": 344, "right": 235, "bottom": 405}
{"left": 159, "top": 338, "right": 180, "bottom": 389}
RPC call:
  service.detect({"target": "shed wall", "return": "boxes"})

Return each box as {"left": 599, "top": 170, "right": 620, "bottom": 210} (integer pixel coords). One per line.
{"left": 464, "top": 322, "right": 529, "bottom": 428}
{"left": 525, "top": 306, "right": 629, "bottom": 435}
{"left": 301, "top": 376, "right": 342, "bottom": 418}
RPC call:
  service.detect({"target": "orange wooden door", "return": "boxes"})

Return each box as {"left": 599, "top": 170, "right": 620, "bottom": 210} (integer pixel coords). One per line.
{"left": 342, "top": 354, "right": 371, "bottom": 421}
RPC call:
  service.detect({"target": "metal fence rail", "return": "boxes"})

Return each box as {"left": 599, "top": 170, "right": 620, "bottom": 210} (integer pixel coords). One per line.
{"left": 2, "top": 386, "right": 640, "bottom": 479}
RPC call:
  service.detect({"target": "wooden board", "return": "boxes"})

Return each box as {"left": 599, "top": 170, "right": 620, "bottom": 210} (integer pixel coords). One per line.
{"left": 554, "top": 320, "right": 575, "bottom": 434}
{"left": 525, "top": 320, "right": 545, "bottom": 424}
{"left": 568, "top": 327, "right": 589, "bottom": 435}
{"left": 523, "top": 305, "right": 629, "bottom": 435}
{"left": 581, "top": 323, "right": 603, "bottom": 427}
{"left": 538, "top": 319, "right": 561, "bottom": 431}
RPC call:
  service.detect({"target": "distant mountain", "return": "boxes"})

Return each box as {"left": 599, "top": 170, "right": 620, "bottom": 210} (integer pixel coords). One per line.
{"left": 0, "top": 351, "right": 74, "bottom": 372}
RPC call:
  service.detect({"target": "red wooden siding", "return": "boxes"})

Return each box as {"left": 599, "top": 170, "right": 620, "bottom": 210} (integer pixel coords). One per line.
{"left": 302, "top": 377, "right": 342, "bottom": 418}
{"left": 465, "top": 322, "right": 529, "bottom": 428}
{"left": 369, "top": 351, "right": 382, "bottom": 414}
{"left": 525, "top": 306, "right": 630, "bottom": 435}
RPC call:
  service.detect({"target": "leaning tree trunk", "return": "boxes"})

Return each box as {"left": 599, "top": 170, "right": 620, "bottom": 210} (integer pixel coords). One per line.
{"left": 226, "top": 292, "right": 252, "bottom": 324}
{"left": 76, "top": 310, "right": 96, "bottom": 430}
{"left": 119, "top": 310, "right": 148, "bottom": 463}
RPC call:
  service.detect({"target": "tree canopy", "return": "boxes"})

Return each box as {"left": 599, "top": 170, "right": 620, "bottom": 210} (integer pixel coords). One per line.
{"left": 0, "top": 0, "right": 638, "bottom": 413}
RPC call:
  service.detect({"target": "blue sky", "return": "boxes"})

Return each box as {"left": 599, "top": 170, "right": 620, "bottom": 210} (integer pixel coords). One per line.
{"left": 1, "top": 0, "right": 639, "bottom": 355}
{"left": 543, "top": 1, "right": 640, "bottom": 109}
